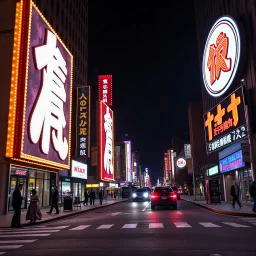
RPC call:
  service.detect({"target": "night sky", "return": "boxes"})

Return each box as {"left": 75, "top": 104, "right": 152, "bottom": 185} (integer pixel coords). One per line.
{"left": 88, "top": 1, "right": 202, "bottom": 182}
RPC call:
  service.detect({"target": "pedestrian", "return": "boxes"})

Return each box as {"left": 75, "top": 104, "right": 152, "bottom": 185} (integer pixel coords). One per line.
{"left": 83, "top": 189, "right": 89, "bottom": 206}
{"left": 26, "top": 189, "right": 42, "bottom": 224}
{"left": 249, "top": 181, "right": 256, "bottom": 212}
{"left": 89, "top": 189, "right": 95, "bottom": 205}
{"left": 11, "top": 184, "right": 24, "bottom": 228}
{"left": 230, "top": 180, "right": 243, "bottom": 208}
{"left": 47, "top": 186, "right": 59, "bottom": 214}
{"left": 99, "top": 190, "right": 103, "bottom": 205}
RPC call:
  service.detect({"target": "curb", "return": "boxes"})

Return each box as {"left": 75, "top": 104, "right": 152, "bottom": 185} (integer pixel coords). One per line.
{"left": 1, "top": 199, "right": 128, "bottom": 228}
{"left": 182, "top": 198, "right": 256, "bottom": 217}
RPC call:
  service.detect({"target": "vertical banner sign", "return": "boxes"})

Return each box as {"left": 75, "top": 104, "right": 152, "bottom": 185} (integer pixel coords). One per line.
{"left": 98, "top": 75, "right": 113, "bottom": 106}
{"left": 6, "top": 0, "right": 73, "bottom": 169}
{"left": 184, "top": 144, "right": 192, "bottom": 159}
{"left": 76, "top": 86, "right": 90, "bottom": 157}
{"left": 99, "top": 101, "right": 114, "bottom": 181}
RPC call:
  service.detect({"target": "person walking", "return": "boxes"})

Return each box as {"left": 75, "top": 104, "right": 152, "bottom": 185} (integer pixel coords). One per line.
{"left": 26, "top": 189, "right": 42, "bottom": 224}
{"left": 83, "top": 189, "right": 89, "bottom": 206}
{"left": 89, "top": 189, "right": 95, "bottom": 205}
{"left": 99, "top": 190, "right": 103, "bottom": 205}
{"left": 47, "top": 186, "right": 59, "bottom": 214}
{"left": 249, "top": 181, "right": 256, "bottom": 212}
{"left": 230, "top": 180, "right": 243, "bottom": 208}
{"left": 11, "top": 184, "right": 24, "bottom": 228}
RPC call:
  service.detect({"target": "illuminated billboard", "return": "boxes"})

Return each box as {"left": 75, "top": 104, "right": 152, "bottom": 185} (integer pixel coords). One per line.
{"left": 98, "top": 75, "right": 113, "bottom": 106}
{"left": 124, "top": 141, "right": 132, "bottom": 182}
{"left": 76, "top": 86, "right": 90, "bottom": 158}
{"left": 204, "top": 87, "right": 247, "bottom": 153}
{"left": 98, "top": 101, "right": 114, "bottom": 181}
{"left": 6, "top": 1, "right": 73, "bottom": 169}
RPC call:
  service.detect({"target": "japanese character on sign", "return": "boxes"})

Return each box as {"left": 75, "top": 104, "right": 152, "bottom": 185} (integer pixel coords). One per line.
{"left": 30, "top": 29, "right": 68, "bottom": 160}
{"left": 207, "top": 32, "right": 231, "bottom": 85}
{"left": 104, "top": 107, "right": 113, "bottom": 174}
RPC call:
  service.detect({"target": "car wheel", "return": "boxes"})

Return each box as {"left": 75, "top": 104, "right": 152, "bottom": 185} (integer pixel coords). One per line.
{"left": 173, "top": 205, "right": 177, "bottom": 210}
{"left": 151, "top": 205, "right": 155, "bottom": 210}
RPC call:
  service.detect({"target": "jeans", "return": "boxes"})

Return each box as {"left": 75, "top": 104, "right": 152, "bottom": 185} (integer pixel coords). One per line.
{"left": 253, "top": 197, "right": 256, "bottom": 211}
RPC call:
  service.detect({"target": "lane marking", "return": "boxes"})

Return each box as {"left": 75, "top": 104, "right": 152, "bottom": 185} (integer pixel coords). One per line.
{"left": 0, "top": 234, "right": 51, "bottom": 238}
{"left": 149, "top": 223, "right": 163, "bottom": 228}
{"left": 199, "top": 222, "right": 221, "bottom": 227}
{"left": 69, "top": 225, "right": 91, "bottom": 231}
{"left": 222, "top": 222, "right": 250, "bottom": 228}
{"left": 96, "top": 224, "right": 114, "bottom": 229}
{"left": 122, "top": 224, "right": 137, "bottom": 229}
{"left": 0, "top": 240, "right": 37, "bottom": 244}
{"left": 173, "top": 222, "right": 191, "bottom": 228}
{"left": 0, "top": 226, "right": 69, "bottom": 232}
{"left": 107, "top": 212, "right": 122, "bottom": 216}
{"left": 142, "top": 202, "right": 151, "bottom": 211}
{"left": 0, "top": 245, "right": 23, "bottom": 250}
{"left": 0, "top": 230, "right": 59, "bottom": 235}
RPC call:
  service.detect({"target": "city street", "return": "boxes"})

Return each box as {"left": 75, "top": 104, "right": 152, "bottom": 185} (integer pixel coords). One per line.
{"left": 0, "top": 199, "right": 256, "bottom": 256}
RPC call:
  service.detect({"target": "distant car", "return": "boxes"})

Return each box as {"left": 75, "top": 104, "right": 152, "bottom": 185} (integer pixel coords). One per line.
{"left": 150, "top": 187, "right": 177, "bottom": 210}
{"left": 132, "top": 188, "right": 150, "bottom": 202}
{"left": 171, "top": 186, "right": 181, "bottom": 200}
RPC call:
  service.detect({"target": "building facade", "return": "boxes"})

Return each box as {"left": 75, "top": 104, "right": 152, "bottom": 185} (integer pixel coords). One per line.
{"left": 194, "top": 0, "right": 256, "bottom": 202}
{"left": 0, "top": 0, "right": 88, "bottom": 214}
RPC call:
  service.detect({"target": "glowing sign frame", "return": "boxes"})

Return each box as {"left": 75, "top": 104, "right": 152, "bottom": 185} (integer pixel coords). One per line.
{"left": 202, "top": 16, "right": 241, "bottom": 97}
{"left": 98, "top": 101, "right": 114, "bottom": 181}
{"left": 176, "top": 158, "right": 186, "bottom": 168}
{"left": 6, "top": 0, "right": 73, "bottom": 170}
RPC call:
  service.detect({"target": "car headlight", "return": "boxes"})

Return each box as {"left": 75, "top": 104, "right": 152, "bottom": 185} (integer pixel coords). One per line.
{"left": 143, "top": 192, "right": 149, "bottom": 198}
{"left": 132, "top": 193, "right": 136, "bottom": 198}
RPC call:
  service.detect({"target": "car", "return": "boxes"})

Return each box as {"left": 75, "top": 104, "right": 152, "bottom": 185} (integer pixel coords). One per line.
{"left": 132, "top": 188, "right": 150, "bottom": 202}
{"left": 171, "top": 186, "right": 181, "bottom": 200}
{"left": 150, "top": 187, "right": 177, "bottom": 210}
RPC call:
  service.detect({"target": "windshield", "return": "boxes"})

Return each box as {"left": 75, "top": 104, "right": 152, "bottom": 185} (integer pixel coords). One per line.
{"left": 136, "top": 189, "right": 147, "bottom": 192}
{"left": 154, "top": 187, "right": 173, "bottom": 193}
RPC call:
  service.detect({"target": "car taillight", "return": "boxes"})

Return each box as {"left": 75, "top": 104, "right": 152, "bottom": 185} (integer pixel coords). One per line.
{"left": 170, "top": 194, "right": 177, "bottom": 198}
{"left": 151, "top": 193, "right": 159, "bottom": 199}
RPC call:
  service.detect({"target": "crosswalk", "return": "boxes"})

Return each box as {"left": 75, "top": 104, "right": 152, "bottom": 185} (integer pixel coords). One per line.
{"left": 0, "top": 225, "right": 69, "bottom": 255}
{"left": 238, "top": 217, "right": 256, "bottom": 225}
{"left": 67, "top": 221, "right": 254, "bottom": 231}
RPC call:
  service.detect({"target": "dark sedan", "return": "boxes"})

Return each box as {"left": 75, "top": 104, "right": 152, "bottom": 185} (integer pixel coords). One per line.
{"left": 132, "top": 188, "right": 150, "bottom": 202}
{"left": 150, "top": 187, "right": 177, "bottom": 210}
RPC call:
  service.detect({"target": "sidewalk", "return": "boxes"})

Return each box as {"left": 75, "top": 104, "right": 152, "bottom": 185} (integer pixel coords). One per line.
{"left": 182, "top": 195, "right": 256, "bottom": 217}
{"left": 0, "top": 198, "right": 127, "bottom": 228}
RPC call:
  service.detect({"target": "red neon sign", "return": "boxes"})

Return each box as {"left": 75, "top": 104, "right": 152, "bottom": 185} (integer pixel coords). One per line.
{"left": 99, "top": 101, "right": 114, "bottom": 181}
{"left": 98, "top": 75, "right": 113, "bottom": 106}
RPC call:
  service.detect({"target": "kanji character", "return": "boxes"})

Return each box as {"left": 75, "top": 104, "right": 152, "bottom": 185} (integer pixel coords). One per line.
{"left": 205, "top": 111, "right": 214, "bottom": 141}
{"left": 79, "top": 93, "right": 87, "bottom": 100}
{"left": 80, "top": 137, "right": 86, "bottom": 143}
{"left": 214, "top": 104, "right": 225, "bottom": 125}
{"left": 80, "top": 112, "right": 86, "bottom": 119}
{"left": 30, "top": 29, "right": 68, "bottom": 160}
{"left": 227, "top": 92, "right": 241, "bottom": 126}
{"left": 80, "top": 128, "right": 87, "bottom": 135}
{"left": 207, "top": 32, "right": 231, "bottom": 85}
{"left": 80, "top": 143, "right": 86, "bottom": 149}
{"left": 79, "top": 120, "right": 87, "bottom": 127}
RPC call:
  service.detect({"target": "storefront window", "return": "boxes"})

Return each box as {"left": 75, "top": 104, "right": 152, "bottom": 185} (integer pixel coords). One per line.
{"left": 36, "top": 178, "right": 44, "bottom": 205}
{"left": 61, "top": 181, "right": 71, "bottom": 203}
{"left": 43, "top": 179, "right": 50, "bottom": 206}
{"left": 73, "top": 183, "right": 82, "bottom": 198}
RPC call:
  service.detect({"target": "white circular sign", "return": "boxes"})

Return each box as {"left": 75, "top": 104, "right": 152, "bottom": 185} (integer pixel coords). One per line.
{"left": 177, "top": 158, "right": 186, "bottom": 168}
{"left": 202, "top": 16, "right": 241, "bottom": 97}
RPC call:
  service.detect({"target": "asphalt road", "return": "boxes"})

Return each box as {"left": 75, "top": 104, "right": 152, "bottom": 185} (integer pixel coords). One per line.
{"left": 1, "top": 199, "right": 256, "bottom": 256}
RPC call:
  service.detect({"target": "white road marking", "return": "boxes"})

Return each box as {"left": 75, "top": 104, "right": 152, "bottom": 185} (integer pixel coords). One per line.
{"left": 149, "top": 223, "right": 163, "bottom": 228}
{"left": 0, "top": 230, "right": 59, "bottom": 235}
{"left": 96, "top": 224, "right": 114, "bottom": 229}
{"left": 0, "top": 234, "right": 51, "bottom": 238}
{"left": 0, "top": 245, "right": 23, "bottom": 249}
{"left": 107, "top": 212, "right": 122, "bottom": 216}
{"left": 69, "top": 225, "right": 91, "bottom": 230}
{"left": 173, "top": 222, "right": 191, "bottom": 228}
{"left": 0, "top": 240, "right": 37, "bottom": 244}
{"left": 0, "top": 226, "right": 69, "bottom": 232}
{"left": 176, "top": 211, "right": 183, "bottom": 215}
{"left": 142, "top": 202, "right": 151, "bottom": 211}
{"left": 122, "top": 224, "right": 137, "bottom": 229}
{"left": 119, "top": 213, "right": 130, "bottom": 215}
{"left": 222, "top": 222, "right": 250, "bottom": 228}
{"left": 199, "top": 222, "right": 221, "bottom": 227}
